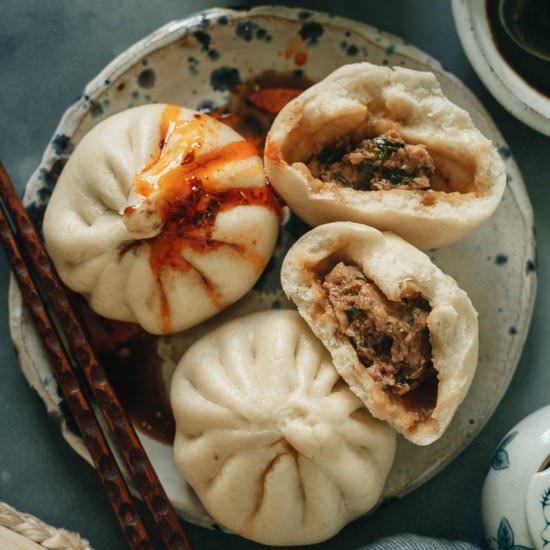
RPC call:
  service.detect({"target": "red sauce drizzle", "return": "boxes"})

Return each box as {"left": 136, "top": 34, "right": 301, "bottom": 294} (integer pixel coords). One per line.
{"left": 204, "top": 70, "right": 314, "bottom": 152}
{"left": 294, "top": 52, "right": 307, "bottom": 67}
{"left": 130, "top": 105, "right": 281, "bottom": 332}
{"left": 248, "top": 88, "right": 303, "bottom": 114}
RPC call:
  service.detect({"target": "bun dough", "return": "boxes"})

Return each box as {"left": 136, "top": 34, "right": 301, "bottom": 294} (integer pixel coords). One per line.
{"left": 281, "top": 222, "right": 478, "bottom": 445}
{"left": 171, "top": 310, "right": 396, "bottom": 545}
{"left": 44, "top": 105, "right": 279, "bottom": 334}
{"left": 265, "top": 62, "right": 505, "bottom": 249}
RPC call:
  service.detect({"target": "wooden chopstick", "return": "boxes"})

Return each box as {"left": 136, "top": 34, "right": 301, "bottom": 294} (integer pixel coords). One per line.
{"left": 0, "top": 162, "right": 192, "bottom": 550}
{"left": 0, "top": 181, "right": 155, "bottom": 550}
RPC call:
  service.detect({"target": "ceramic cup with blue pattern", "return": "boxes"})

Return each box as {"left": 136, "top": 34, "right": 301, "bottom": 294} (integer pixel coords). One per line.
{"left": 482, "top": 405, "right": 550, "bottom": 550}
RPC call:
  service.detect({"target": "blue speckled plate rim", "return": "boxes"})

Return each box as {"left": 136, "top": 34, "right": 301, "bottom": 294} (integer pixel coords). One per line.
{"left": 8, "top": 5, "right": 536, "bottom": 502}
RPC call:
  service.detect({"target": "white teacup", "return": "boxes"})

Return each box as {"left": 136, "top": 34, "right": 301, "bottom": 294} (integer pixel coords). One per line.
{"left": 482, "top": 405, "right": 550, "bottom": 550}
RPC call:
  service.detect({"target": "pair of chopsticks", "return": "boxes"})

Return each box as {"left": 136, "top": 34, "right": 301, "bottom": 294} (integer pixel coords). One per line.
{"left": 0, "top": 163, "right": 192, "bottom": 550}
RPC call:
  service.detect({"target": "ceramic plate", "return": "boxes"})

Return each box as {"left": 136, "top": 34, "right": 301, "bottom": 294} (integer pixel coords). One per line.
{"left": 9, "top": 6, "right": 536, "bottom": 529}
{"left": 452, "top": 0, "right": 550, "bottom": 136}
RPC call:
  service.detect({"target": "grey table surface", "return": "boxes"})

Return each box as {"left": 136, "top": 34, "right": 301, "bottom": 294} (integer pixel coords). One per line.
{"left": 1, "top": 1, "right": 548, "bottom": 549}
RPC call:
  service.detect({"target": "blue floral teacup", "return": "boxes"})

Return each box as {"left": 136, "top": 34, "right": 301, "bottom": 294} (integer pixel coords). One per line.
{"left": 482, "top": 405, "right": 550, "bottom": 550}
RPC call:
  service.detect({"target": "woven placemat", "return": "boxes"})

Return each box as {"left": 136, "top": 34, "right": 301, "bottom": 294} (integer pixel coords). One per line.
{"left": 0, "top": 502, "right": 92, "bottom": 550}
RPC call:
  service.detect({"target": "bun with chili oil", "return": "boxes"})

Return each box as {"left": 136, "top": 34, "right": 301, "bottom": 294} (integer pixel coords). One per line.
{"left": 43, "top": 104, "right": 280, "bottom": 334}
{"left": 281, "top": 222, "right": 479, "bottom": 445}
{"left": 170, "top": 309, "right": 396, "bottom": 545}
{"left": 265, "top": 62, "right": 505, "bottom": 249}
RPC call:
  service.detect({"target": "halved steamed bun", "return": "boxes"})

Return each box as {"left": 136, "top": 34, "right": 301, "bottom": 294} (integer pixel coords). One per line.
{"left": 171, "top": 310, "right": 396, "bottom": 546}
{"left": 281, "top": 223, "right": 478, "bottom": 446}
{"left": 44, "top": 104, "right": 280, "bottom": 334}
{"left": 265, "top": 62, "right": 505, "bottom": 249}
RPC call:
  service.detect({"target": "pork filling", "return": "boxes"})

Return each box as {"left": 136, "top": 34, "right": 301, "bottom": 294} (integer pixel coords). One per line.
{"left": 323, "top": 262, "right": 435, "bottom": 396}
{"left": 308, "top": 130, "right": 435, "bottom": 191}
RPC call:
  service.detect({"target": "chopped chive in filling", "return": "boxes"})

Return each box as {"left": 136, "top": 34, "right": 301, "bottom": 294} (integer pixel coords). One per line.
{"left": 308, "top": 130, "right": 435, "bottom": 191}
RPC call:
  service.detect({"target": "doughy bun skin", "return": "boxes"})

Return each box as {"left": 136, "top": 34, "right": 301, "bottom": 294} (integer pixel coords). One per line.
{"left": 171, "top": 310, "right": 397, "bottom": 546}
{"left": 281, "top": 222, "right": 479, "bottom": 445}
{"left": 44, "top": 104, "right": 279, "bottom": 334}
{"left": 265, "top": 62, "right": 505, "bottom": 249}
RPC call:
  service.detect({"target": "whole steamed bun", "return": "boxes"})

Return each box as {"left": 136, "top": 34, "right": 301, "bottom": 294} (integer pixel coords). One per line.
{"left": 171, "top": 310, "right": 397, "bottom": 546}
{"left": 43, "top": 104, "right": 280, "bottom": 334}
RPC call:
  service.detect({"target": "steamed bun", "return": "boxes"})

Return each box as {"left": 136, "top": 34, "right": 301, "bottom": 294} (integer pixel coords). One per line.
{"left": 43, "top": 104, "right": 280, "bottom": 334}
{"left": 171, "top": 310, "right": 396, "bottom": 545}
{"left": 265, "top": 62, "right": 505, "bottom": 249}
{"left": 281, "top": 222, "right": 479, "bottom": 446}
